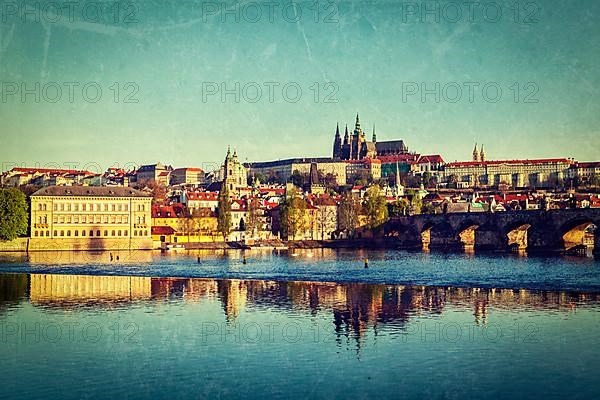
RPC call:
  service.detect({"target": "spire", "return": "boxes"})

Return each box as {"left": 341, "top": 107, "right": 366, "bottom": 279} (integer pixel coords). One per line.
{"left": 233, "top": 147, "right": 238, "bottom": 158}
{"left": 335, "top": 123, "right": 340, "bottom": 138}
{"left": 333, "top": 123, "right": 342, "bottom": 159}
{"left": 472, "top": 143, "right": 479, "bottom": 162}
{"left": 355, "top": 113, "right": 361, "bottom": 130}
{"left": 372, "top": 124, "right": 376, "bottom": 142}
{"left": 480, "top": 144, "right": 486, "bottom": 162}
{"left": 343, "top": 124, "right": 349, "bottom": 144}
{"left": 227, "top": 145, "right": 231, "bottom": 159}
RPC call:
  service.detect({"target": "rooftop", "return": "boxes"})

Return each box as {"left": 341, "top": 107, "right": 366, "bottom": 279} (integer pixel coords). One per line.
{"left": 31, "top": 186, "right": 151, "bottom": 198}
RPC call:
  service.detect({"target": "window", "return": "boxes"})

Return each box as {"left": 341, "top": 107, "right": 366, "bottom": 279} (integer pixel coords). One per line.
{"left": 67, "top": 230, "right": 71, "bottom": 237}
{"left": 34, "top": 231, "right": 38, "bottom": 237}
{"left": 67, "top": 216, "right": 71, "bottom": 223}
{"left": 74, "top": 204, "right": 79, "bottom": 211}
{"left": 60, "top": 204, "right": 65, "bottom": 211}
{"left": 103, "top": 216, "right": 108, "bottom": 223}
{"left": 104, "top": 204, "right": 108, "bottom": 211}
{"left": 60, "top": 230, "right": 64, "bottom": 237}
{"left": 46, "top": 231, "right": 49, "bottom": 237}
{"left": 38, "top": 204, "right": 43, "bottom": 211}
{"left": 118, "top": 230, "right": 121, "bottom": 236}
{"left": 118, "top": 204, "right": 122, "bottom": 211}
{"left": 134, "top": 230, "right": 137, "bottom": 236}
{"left": 124, "top": 204, "right": 128, "bottom": 211}
{"left": 112, "top": 204, "right": 116, "bottom": 211}
{"left": 89, "top": 230, "right": 94, "bottom": 237}
{"left": 74, "top": 216, "right": 79, "bottom": 223}
{"left": 67, "top": 204, "right": 71, "bottom": 211}
{"left": 112, "top": 230, "right": 116, "bottom": 236}
{"left": 74, "top": 231, "right": 78, "bottom": 237}
{"left": 53, "top": 204, "right": 58, "bottom": 211}
{"left": 96, "top": 230, "right": 101, "bottom": 236}
{"left": 82, "top": 230, "right": 86, "bottom": 237}
{"left": 111, "top": 216, "right": 116, "bottom": 223}
{"left": 82, "top": 204, "right": 86, "bottom": 211}
{"left": 124, "top": 230, "right": 128, "bottom": 236}
{"left": 54, "top": 230, "right": 57, "bottom": 236}
{"left": 104, "top": 230, "right": 108, "bottom": 237}
{"left": 124, "top": 216, "right": 128, "bottom": 223}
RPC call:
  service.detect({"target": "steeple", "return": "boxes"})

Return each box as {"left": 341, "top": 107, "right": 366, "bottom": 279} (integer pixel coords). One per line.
{"left": 343, "top": 124, "right": 349, "bottom": 144}
{"left": 233, "top": 147, "right": 238, "bottom": 159}
{"left": 372, "top": 124, "right": 376, "bottom": 143}
{"left": 226, "top": 145, "right": 232, "bottom": 160}
{"left": 333, "top": 123, "right": 342, "bottom": 159}
{"left": 472, "top": 143, "right": 479, "bottom": 162}
{"left": 480, "top": 144, "right": 486, "bottom": 162}
{"left": 354, "top": 113, "right": 362, "bottom": 136}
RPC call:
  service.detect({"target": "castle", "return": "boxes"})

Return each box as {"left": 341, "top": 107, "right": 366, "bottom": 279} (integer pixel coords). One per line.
{"left": 332, "top": 114, "right": 409, "bottom": 160}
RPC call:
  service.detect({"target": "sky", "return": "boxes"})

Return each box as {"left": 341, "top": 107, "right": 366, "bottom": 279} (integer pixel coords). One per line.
{"left": 1, "top": 0, "right": 599, "bottom": 174}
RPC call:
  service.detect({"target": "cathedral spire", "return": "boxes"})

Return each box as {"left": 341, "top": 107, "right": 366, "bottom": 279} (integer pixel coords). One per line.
{"left": 480, "top": 144, "right": 486, "bottom": 162}
{"left": 227, "top": 145, "right": 231, "bottom": 159}
{"left": 372, "top": 124, "right": 376, "bottom": 142}
{"left": 343, "top": 124, "right": 349, "bottom": 144}
{"left": 472, "top": 143, "right": 479, "bottom": 162}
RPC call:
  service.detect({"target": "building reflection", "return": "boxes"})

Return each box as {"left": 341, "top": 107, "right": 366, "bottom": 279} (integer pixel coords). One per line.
{"left": 3, "top": 273, "right": 598, "bottom": 332}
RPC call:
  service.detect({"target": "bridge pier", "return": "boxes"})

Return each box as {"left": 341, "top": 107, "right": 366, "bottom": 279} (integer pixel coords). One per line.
{"left": 526, "top": 226, "right": 564, "bottom": 255}
{"left": 474, "top": 225, "right": 506, "bottom": 252}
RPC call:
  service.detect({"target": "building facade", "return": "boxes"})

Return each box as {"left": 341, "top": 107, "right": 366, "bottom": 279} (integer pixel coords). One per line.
{"left": 29, "top": 186, "right": 152, "bottom": 250}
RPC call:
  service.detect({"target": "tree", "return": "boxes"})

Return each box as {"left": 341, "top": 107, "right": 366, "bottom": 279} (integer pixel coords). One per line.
{"left": 338, "top": 191, "right": 359, "bottom": 237}
{"left": 363, "top": 186, "right": 388, "bottom": 229}
{"left": 389, "top": 198, "right": 409, "bottom": 217}
{"left": 217, "top": 185, "right": 231, "bottom": 241}
{"left": 290, "top": 170, "right": 307, "bottom": 188}
{"left": 245, "top": 198, "right": 261, "bottom": 238}
{"left": 0, "top": 189, "right": 28, "bottom": 241}
{"left": 407, "top": 189, "right": 422, "bottom": 215}
{"left": 279, "top": 189, "right": 306, "bottom": 240}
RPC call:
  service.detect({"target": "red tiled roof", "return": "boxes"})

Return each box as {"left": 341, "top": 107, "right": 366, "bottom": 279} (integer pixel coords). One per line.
{"left": 417, "top": 155, "right": 445, "bottom": 164}
{"left": 577, "top": 162, "right": 600, "bottom": 168}
{"left": 345, "top": 158, "right": 382, "bottom": 164}
{"left": 186, "top": 191, "right": 219, "bottom": 201}
{"left": 377, "top": 154, "right": 420, "bottom": 164}
{"left": 152, "top": 226, "right": 176, "bottom": 235}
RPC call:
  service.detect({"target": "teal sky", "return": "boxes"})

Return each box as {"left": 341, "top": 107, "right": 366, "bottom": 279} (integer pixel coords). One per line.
{"left": 1, "top": 0, "right": 599, "bottom": 173}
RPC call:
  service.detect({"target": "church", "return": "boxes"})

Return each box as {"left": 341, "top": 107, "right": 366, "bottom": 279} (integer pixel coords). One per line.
{"left": 332, "top": 114, "right": 409, "bottom": 160}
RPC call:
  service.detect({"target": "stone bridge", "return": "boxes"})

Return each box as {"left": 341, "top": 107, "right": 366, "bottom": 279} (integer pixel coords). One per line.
{"left": 384, "top": 208, "right": 600, "bottom": 255}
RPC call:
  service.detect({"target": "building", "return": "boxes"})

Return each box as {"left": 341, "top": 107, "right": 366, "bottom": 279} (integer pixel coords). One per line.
{"left": 247, "top": 157, "right": 347, "bottom": 185}
{"left": 183, "top": 190, "right": 219, "bottom": 211}
{"left": 29, "top": 186, "right": 152, "bottom": 250}
{"left": 221, "top": 147, "right": 247, "bottom": 194}
{"left": 136, "top": 162, "right": 172, "bottom": 185}
{"left": 333, "top": 114, "right": 409, "bottom": 161}
{"left": 414, "top": 155, "right": 445, "bottom": 176}
{"left": 170, "top": 167, "right": 205, "bottom": 186}
{"left": 0, "top": 167, "right": 98, "bottom": 187}
{"left": 345, "top": 158, "right": 382, "bottom": 182}
{"left": 443, "top": 158, "right": 575, "bottom": 188}
{"left": 570, "top": 161, "right": 600, "bottom": 183}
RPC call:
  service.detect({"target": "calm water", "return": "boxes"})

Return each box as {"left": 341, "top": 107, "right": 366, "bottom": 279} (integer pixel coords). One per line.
{"left": 1, "top": 250, "right": 600, "bottom": 399}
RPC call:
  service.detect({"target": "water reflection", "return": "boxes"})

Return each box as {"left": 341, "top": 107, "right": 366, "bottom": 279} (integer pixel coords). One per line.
{"left": 2, "top": 273, "right": 597, "bottom": 327}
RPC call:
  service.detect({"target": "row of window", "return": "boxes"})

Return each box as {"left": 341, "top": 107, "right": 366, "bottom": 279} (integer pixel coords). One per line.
{"left": 33, "top": 230, "right": 149, "bottom": 237}
{"left": 38, "top": 203, "right": 147, "bottom": 212}
{"left": 47, "top": 215, "right": 137, "bottom": 224}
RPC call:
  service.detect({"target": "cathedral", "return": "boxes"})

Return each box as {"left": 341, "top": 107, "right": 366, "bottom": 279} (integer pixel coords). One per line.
{"left": 332, "top": 114, "right": 409, "bottom": 160}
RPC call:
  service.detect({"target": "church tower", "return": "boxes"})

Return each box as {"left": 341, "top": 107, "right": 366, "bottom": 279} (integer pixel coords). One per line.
{"left": 472, "top": 143, "right": 480, "bottom": 162}
{"left": 333, "top": 123, "right": 342, "bottom": 159}
{"left": 480, "top": 144, "right": 486, "bottom": 162}
{"left": 372, "top": 124, "right": 376, "bottom": 143}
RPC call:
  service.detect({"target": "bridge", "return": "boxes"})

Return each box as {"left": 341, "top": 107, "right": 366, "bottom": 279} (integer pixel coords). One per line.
{"left": 384, "top": 208, "right": 600, "bottom": 255}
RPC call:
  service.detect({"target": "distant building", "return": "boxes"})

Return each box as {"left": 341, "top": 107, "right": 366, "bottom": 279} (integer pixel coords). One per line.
{"left": 29, "top": 186, "right": 152, "bottom": 250}
{"left": 247, "top": 157, "right": 347, "bottom": 185}
{"left": 1, "top": 167, "right": 98, "bottom": 187}
{"left": 221, "top": 147, "right": 247, "bottom": 194}
{"left": 444, "top": 158, "right": 575, "bottom": 188}
{"left": 333, "top": 114, "right": 409, "bottom": 160}
{"left": 136, "top": 162, "right": 172, "bottom": 185}
{"left": 170, "top": 167, "right": 205, "bottom": 186}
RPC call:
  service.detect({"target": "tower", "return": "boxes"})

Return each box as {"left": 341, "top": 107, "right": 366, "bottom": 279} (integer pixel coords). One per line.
{"left": 333, "top": 123, "right": 342, "bottom": 159}
{"left": 343, "top": 124, "right": 349, "bottom": 145}
{"left": 472, "top": 143, "right": 480, "bottom": 162}
{"left": 372, "top": 124, "right": 376, "bottom": 143}
{"left": 480, "top": 144, "right": 486, "bottom": 162}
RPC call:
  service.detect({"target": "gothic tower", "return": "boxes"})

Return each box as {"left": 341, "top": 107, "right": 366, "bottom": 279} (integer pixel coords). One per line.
{"left": 372, "top": 124, "right": 376, "bottom": 143}
{"left": 472, "top": 143, "right": 480, "bottom": 162}
{"left": 480, "top": 144, "right": 486, "bottom": 162}
{"left": 333, "top": 123, "right": 342, "bottom": 159}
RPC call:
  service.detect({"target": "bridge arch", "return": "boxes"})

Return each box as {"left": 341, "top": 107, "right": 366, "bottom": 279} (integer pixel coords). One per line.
{"left": 559, "top": 218, "right": 599, "bottom": 255}
{"left": 455, "top": 220, "right": 482, "bottom": 249}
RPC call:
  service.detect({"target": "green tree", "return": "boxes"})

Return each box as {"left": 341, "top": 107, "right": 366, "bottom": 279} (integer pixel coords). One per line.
{"left": 290, "top": 170, "right": 306, "bottom": 188}
{"left": 245, "top": 198, "right": 261, "bottom": 237}
{"left": 363, "top": 186, "right": 388, "bottom": 229}
{"left": 389, "top": 198, "right": 410, "bottom": 217}
{"left": 407, "top": 189, "right": 422, "bottom": 215}
{"left": 279, "top": 190, "right": 306, "bottom": 240}
{"left": 0, "top": 189, "right": 28, "bottom": 241}
{"left": 338, "top": 192, "right": 359, "bottom": 237}
{"left": 217, "top": 185, "right": 232, "bottom": 241}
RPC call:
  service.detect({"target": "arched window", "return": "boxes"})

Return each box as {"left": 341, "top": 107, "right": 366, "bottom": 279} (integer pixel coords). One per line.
{"left": 104, "top": 230, "right": 108, "bottom": 237}
{"left": 60, "top": 230, "right": 64, "bottom": 237}
{"left": 34, "top": 231, "right": 38, "bottom": 237}
{"left": 117, "top": 230, "right": 121, "bottom": 236}
{"left": 82, "top": 230, "right": 86, "bottom": 237}
{"left": 66, "top": 230, "right": 71, "bottom": 237}
{"left": 96, "top": 230, "right": 100, "bottom": 237}
{"left": 124, "top": 230, "right": 128, "bottom": 236}
{"left": 112, "top": 230, "right": 116, "bottom": 236}
{"left": 53, "top": 230, "right": 57, "bottom": 236}
{"left": 89, "top": 230, "right": 94, "bottom": 237}
{"left": 74, "top": 231, "right": 79, "bottom": 237}
{"left": 38, "top": 204, "right": 43, "bottom": 211}
{"left": 46, "top": 231, "right": 49, "bottom": 237}
{"left": 134, "top": 230, "right": 137, "bottom": 236}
